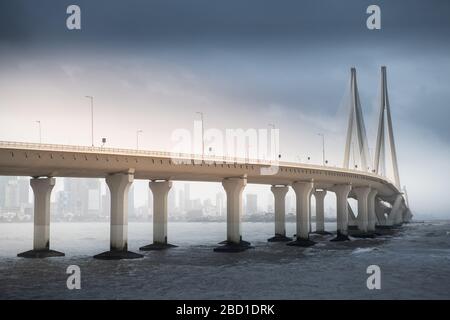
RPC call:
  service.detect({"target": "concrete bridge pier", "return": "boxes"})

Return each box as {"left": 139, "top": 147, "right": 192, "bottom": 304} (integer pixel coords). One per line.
{"left": 268, "top": 185, "right": 291, "bottom": 242}
{"left": 94, "top": 173, "right": 143, "bottom": 260}
{"left": 312, "top": 189, "right": 330, "bottom": 235}
{"left": 287, "top": 181, "right": 315, "bottom": 247}
{"left": 352, "top": 187, "right": 374, "bottom": 237}
{"left": 18, "top": 177, "right": 64, "bottom": 258}
{"left": 330, "top": 184, "right": 352, "bottom": 241}
{"left": 368, "top": 189, "right": 378, "bottom": 232}
{"left": 140, "top": 180, "right": 177, "bottom": 250}
{"left": 214, "top": 177, "right": 252, "bottom": 252}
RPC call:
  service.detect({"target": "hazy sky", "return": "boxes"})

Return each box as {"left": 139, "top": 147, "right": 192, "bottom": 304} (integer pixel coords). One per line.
{"left": 1, "top": 0, "right": 450, "bottom": 217}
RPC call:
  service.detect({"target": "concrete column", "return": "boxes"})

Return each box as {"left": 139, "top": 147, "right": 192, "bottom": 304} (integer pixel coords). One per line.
{"left": 18, "top": 177, "right": 64, "bottom": 258}
{"left": 313, "top": 189, "right": 328, "bottom": 234}
{"left": 367, "top": 189, "right": 378, "bottom": 232}
{"left": 386, "top": 194, "right": 403, "bottom": 226}
{"left": 268, "top": 185, "right": 291, "bottom": 242}
{"left": 287, "top": 181, "right": 315, "bottom": 247}
{"left": 94, "top": 173, "right": 143, "bottom": 259}
{"left": 214, "top": 177, "right": 251, "bottom": 252}
{"left": 353, "top": 187, "right": 371, "bottom": 234}
{"left": 140, "top": 180, "right": 177, "bottom": 250}
{"left": 331, "top": 184, "right": 352, "bottom": 241}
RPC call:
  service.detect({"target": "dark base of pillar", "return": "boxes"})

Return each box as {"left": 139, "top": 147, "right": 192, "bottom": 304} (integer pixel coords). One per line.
{"left": 139, "top": 243, "right": 178, "bottom": 251}
{"left": 348, "top": 225, "right": 358, "bottom": 230}
{"left": 330, "top": 232, "right": 351, "bottom": 242}
{"left": 267, "top": 234, "right": 292, "bottom": 242}
{"left": 93, "top": 250, "right": 143, "bottom": 260}
{"left": 349, "top": 230, "right": 377, "bottom": 238}
{"left": 286, "top": 238, "right": 316, "bottom": 247}
{"left": 214, "top": 240, "right": 253, "bottom": 252}
{"left": 311, "top": 231, "right": 333, "bottom": 236}
{"left": 17, "top": 249, "right": 65, "bottom": 258}
{"left": 377, "top": 224, "right": 402, "bottom": 229}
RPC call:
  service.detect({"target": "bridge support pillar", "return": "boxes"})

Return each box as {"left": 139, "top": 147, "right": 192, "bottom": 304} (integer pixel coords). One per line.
{"left": 140, "top": 180, "right": 177, "bottom": 251}
{"left": 268, "top": 185, "right": 291, "bottom": 242}
{"left": 330, "top": 184, "right": 352, "bottom": 241}
{"left": 94, "top": 173, "right": 143, "bottom": 259}
{"left": 214, "top": 177, "right": 252, "bottom": 252}
{"left": 368, "top": 189, "right": 378, "bottom": 232}
{"left": 352, "top": 187, "right": 373, "bottom": 237}
{"left": 312, "top": 189, "right": 330, "bottom": 235}
{"left": 18, "top": 177, "right": 64, "bottom": 258}
{"left": 287, "top": 181, "right": 315, "bottom": 247}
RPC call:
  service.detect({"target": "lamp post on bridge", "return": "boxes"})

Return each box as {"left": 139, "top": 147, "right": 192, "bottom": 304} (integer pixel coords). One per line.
{"left": 136, "top": 130, "right": 143, "bottom": 150}
{"left": 85, "top": 95, "right": 94, "bottom": 147}
{"left": 196, "top": 111, "right": 205, "bottom": 157}
{"left": 35, "top": 120, "right": 41, "bottom": 144}
{"left": 268, "top": 123, "right": 276, "bottom": 163}
{"left": 318, "top": 133, "right": 325, "bottom": 166}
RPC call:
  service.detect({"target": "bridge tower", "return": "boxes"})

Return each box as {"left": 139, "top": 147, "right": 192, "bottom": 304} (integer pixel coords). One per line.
{"left": 343, "top": 68, "right": 371, "bottom": 171}
{"left": 373, "top": 66, "right": 401, "bottom": 189}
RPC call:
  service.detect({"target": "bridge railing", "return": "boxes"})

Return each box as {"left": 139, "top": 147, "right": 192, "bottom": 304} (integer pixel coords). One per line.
{"left": 0, "top": 140, "right": 386, "bottom": 181}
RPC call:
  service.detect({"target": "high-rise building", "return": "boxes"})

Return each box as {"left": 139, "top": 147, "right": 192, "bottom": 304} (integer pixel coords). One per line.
{"left": 168, "top": 188, "right": 176, "bottom": 216}
{"left": 18, "top": 177, "right": 30, "bottom": 208}
{"left": 5, "top": 178, "right": 19, "bottom": 210}
{"left": 128, "top": 185, "right": 135, "bottom": 217}
{"left": 184, "top": 183, "right": 191, "bottom": 211}
{"left": 245, "top": 194, "right": 258, "bottom": 215}
{"left": 215, "top": 192, "right": 225, "bottom": 217}
{"left": 63, "top": 178, "right": 102, "bottom": 219}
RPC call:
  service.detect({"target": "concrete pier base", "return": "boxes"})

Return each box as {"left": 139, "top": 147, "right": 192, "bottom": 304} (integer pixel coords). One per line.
{"left": 330, "top": 184, "right": 352, "bottom": 242}
{"left": 18, "top": 249, "right": 65, "bottom": 258}
{"left": 286, "top": 238, "right": 316, "bottom": 247}
{"left": 330, "top": 231, "right": 351, "bottom": 242}
{"left": 268, "top": 234, "right": 292, "bottom": 242}
{"left": 311, "top": 230, "right": 332, "bottom": 236}
{"left": 140, "top": 180, "right": 177, "bottom": 251}
{"left": 94, "top": 173, "right": 142, "bottom": 260}
{"left": 139, "top": 242, "right": 178, "bottom": 251}
{"left": 18, "top": 177, "right": 65, "bottom": 258}
{"left": 268, "top": 185, "right": 290, "bottom": 242}
{"left": 214, "top": 177, "right": 252, "bottom": 252}
{"left": 214, "top": 239, "right": 253, "bottom": 252}
{"left": 93, "top": 250, "right": 143, "bottom": 260}
{"left": 313, "top": 189, "right": 327, "bottom": 234}
{"left": 288, "top": 181, "right": 315, "bottom": 247}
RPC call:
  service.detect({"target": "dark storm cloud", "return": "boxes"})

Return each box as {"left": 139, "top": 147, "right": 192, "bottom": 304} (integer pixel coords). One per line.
{"left": 1, "top": 0, "right": 450, "bottom": 45}
{"left": 1, "top": 0, "right": 450, "bottom": 141}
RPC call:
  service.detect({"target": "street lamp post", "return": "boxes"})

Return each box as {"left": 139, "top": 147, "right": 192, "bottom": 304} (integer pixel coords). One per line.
{"left": 196, "top": 112, "right": 204, "bottom": 157}
{"left": 85, "top": 96, "right": 94, "bottom": 147}
{"left": 136, "top": 130, "right": 143, "bottom": 150}
{"left": 36, "top": 121, "right": 41, "bottom": 144}
{"left": 318, "top": 133, "right": 325, "bottom": 165}
{"left": 268, "top": 123, "right": 276, "bottom": 162}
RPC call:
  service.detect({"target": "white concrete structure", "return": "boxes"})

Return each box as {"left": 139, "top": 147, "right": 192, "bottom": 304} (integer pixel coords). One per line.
{"left": 331, "top": 184, "right": 352, "bottom": 241}
{"left": 140, "top": 180, "right": 176, "bottom": 250}
{"left": 368, "top": 189, "right": 378, "bottom": 232}
{"left": 313, "top": 189, "right": 328, "bottom": 234}
{"left": 353, "top": 187, "right": 371, "bottom": 234}
{"left": 0, "top": 66, "right": 411, "bottom": 259}
{"left": 268, "top": 185, "right": 291, "bottom": 242}
{"left": 18, "top": 177, "right": 64, "bottom": 258}
{"left": 287, "top": 181, "right": 315, "bottom": 247}
{"left": 94, "top": 172, "right": 143, "bottom": 259}
{"left": 214, "top": 177, "right": 251, "bottom": 252}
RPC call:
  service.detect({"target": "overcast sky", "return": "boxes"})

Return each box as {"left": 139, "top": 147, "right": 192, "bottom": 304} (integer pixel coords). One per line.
{"left": 1, "top": 0, "right": 450, "bottom": 217}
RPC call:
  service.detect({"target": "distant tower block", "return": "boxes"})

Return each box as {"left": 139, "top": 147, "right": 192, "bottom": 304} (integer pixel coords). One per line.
{"left": 343, "top": 68, "right": 370, "bottom": 171}
{"left": 373, "top": 66, "right": 401, "bottom": 189}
